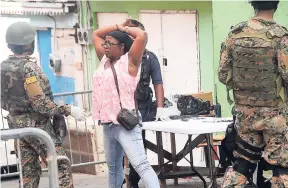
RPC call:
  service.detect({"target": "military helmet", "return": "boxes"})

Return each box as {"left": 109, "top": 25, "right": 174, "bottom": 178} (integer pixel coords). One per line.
{"left": 6, "top": 22, "right": 36, "bottom": 45}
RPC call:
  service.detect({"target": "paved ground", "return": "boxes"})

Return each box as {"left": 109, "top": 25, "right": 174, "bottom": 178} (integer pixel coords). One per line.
{"left": 1, "top": 173, "right": 223, "bottom": 188}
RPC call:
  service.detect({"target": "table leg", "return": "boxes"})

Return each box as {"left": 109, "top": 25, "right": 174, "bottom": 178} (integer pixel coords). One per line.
{"left": 189, "top": 135, "right": 194, "bottom": 166}
{"left": 188, "top": 135, "right": 207, "bottom": 187}
{"left": 170, "top": 133, "right": 178, "bottom": 185}
{"left": 206, "top": 133, "right": 217, "bottom": 188}
{"left": 156, "top": 131, "right": 166, "bottom": 188}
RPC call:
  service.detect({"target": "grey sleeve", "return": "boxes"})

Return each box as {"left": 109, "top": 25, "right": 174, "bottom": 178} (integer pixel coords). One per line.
{"left": 149, "top": 52, "right": 163, "bottom": 85}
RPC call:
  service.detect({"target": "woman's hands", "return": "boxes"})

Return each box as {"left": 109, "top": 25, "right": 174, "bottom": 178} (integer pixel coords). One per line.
{"left": 121, "top": 17, "right": 147, "bottom": 77}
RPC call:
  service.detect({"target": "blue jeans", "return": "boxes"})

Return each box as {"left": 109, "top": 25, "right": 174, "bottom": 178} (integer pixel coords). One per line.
{"left": 103, "top": 123, "right": 159, "bottom": 188}
{"left": 128, "top": 107, "right": 156, "bottom": 186}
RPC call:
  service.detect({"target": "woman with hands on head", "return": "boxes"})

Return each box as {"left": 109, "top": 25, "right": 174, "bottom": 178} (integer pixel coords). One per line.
{"left": 91, "top": 18, "right": 160, "bottom": 188}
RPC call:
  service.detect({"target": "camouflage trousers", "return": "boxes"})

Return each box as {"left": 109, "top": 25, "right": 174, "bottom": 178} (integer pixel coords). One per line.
{"left": 8, "top": 114, "right": 74, "bottom": 188}
{"left": 222, "top": 105, "right": 288, "bottom": 188}
{"left": 15, "top": 138, "right": 74, "bottom": 188}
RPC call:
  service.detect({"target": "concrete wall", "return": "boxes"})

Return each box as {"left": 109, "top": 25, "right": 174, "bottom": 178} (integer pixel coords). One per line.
{"left": 212, "top": 1, "right": 288, "bottom": 117}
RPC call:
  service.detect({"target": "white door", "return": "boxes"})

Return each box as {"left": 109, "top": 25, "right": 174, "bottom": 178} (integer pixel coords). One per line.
{"left": 97, "top": 13, "right": 129, "bottom": 28}
{"left": 140, "top": 11, "right": 204, "bottom": 167}
{"left": 139, "top": 11, "right": 200, "bottom": 96}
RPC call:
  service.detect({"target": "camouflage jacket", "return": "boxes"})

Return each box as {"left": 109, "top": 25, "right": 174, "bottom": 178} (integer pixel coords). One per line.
{"left": 218, "top": 17, "right": 288, "bottom": 108}
{"left": 1, "top": 56, "right": 71, "bottom": 128}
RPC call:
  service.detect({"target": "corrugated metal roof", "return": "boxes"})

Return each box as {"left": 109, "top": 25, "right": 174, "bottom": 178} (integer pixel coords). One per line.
{"left": 0, "top": 1, "right": 76, "bottom": 16}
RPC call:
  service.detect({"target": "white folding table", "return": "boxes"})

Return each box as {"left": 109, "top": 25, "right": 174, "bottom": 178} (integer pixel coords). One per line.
{"left": 142, "top": 117, "right": 233, "bottom": 188}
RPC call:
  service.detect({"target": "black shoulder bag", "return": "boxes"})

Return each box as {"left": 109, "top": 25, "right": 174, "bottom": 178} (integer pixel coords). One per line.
{"left": 110, "top": 62, "right": 140, "bottom": 131}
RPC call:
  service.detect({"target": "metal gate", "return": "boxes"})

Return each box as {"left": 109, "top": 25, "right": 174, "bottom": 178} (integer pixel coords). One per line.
{"left": 0, "top": 90, "right": 106, "bottom": 178}
{"left": 1, "top": 128, "right": 61, "bottom": 187}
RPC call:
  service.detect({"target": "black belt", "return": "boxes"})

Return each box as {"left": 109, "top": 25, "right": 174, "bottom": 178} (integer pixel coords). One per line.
{"left": 101, "top": 122, "right": 113, "bottom": 126}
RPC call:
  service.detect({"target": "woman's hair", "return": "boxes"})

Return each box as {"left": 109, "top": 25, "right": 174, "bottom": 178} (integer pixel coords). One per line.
{"left": 250, "top": 1, "right": 279, "bottom": 11}
{"left": 107, "top": 30, "right": 133, "bottom": 53}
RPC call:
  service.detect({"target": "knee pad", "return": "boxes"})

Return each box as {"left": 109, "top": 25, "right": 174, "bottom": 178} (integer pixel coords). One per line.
{"left": 273, "top": 166, "right": 288, "bottom": 177}
{"left": 233, "top": 158, "right": 257, "bottom": 179}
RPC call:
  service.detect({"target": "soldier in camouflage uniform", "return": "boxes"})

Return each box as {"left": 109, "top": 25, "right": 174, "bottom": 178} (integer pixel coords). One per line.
{"left": 218, "top": 1, "right": 288, "bottom": 187}
{"left": 1, "top": 22, "right": 86, "bottom": 188}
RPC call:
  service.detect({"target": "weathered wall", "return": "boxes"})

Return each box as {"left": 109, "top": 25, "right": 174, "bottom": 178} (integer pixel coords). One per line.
{"left": 212, "top": 1, "right": 288, "bottom": 117}
{"left": 52, "top": 29, "right": 84, "bottom": 106}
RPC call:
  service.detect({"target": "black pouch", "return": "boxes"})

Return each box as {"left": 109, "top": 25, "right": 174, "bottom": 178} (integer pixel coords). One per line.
{"left": 225, "top": 121, "right": 237, "bottom": 151}
{"left": 220, "top": 115, "right": 237, "bottom": 165}
{"left": 52, "top": 115, "right": 67, "bottom": 137}
{"left": 117, "top": 109, "right": 139, "bottom": 131}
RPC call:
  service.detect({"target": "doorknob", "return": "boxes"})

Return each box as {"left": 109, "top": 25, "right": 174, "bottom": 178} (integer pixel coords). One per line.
{"left": 163, "top": 58, "right": 167, "bottom": 66}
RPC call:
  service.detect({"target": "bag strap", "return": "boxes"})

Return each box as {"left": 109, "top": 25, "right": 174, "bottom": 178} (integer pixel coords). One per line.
{"left": 110, "top": 62, "right": 139, "bottom": 121}
{"left": 110, "top": 62, "right": 123, "bottom": 109}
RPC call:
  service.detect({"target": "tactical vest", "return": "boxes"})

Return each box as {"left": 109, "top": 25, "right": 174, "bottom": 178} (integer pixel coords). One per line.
{"left": 1, "top": 56, "right": 52, "bottom": 114}
{"left": 226, "top": 21, "right": 288, "bottom": 107}
{"left": 135, "top": 50, "right": 153, "bottom": 104}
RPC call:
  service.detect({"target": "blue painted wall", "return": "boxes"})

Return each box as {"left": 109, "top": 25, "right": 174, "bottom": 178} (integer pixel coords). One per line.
{"left": 36, "top": 29, "right": 54, "bottom": 90}
{"left": 54, "top": 76, "right": 77, "bottom": 105}
{"left": 37, "top": 29, "right": 76, "bottom": 105}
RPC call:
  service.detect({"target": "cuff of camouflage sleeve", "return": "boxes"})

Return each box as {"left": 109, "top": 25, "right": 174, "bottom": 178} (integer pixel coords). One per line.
{"left": 59, "top": 105, "right": 71, "bottom": 116}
